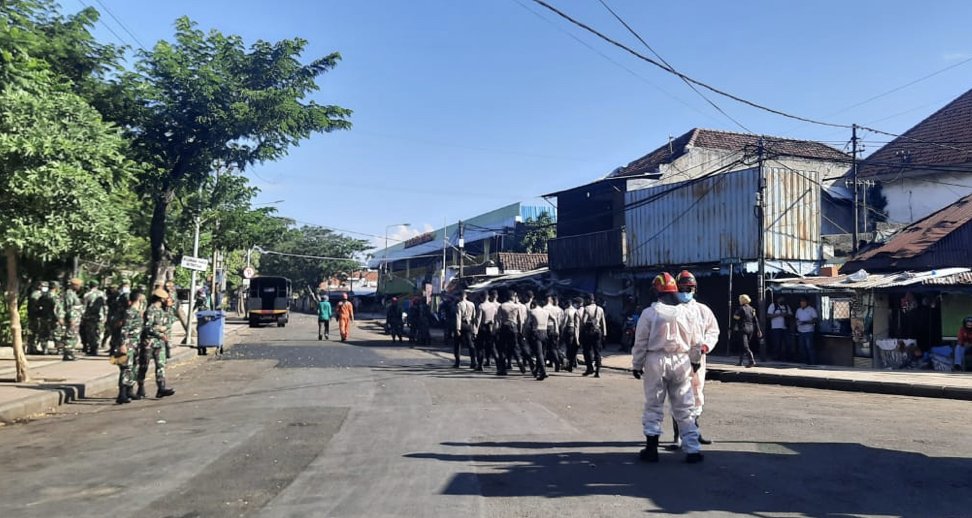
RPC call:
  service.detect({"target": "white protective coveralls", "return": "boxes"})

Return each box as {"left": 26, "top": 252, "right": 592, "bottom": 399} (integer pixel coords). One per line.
{"left": 632, "top": 300, "right": 703, "bottom": 453}
{"left": 684, "top": 299, "right": 720, "bottom": 419}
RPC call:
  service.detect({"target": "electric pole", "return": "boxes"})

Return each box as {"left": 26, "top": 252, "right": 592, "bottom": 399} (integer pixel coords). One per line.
{"left": 756, "top": 137, "right": 767, "bottom": 361}
{"left": 458, "top": 220, "right": 464, "bottom": 279}
{"left": 851, "top": 124, "right": 859, "bottom": 253}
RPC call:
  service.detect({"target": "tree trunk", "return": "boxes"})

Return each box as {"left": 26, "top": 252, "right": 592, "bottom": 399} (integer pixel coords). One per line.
{"left": 5, "top": 247, "right": 31, "bottom": 383}
{"left": 149, "top": 189, "right": 174, "bottom": 287}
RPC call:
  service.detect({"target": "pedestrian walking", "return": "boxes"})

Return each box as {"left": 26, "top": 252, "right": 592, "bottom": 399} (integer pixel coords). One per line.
{"left": 561, "top": 297, "right": 581, "bottom": 372}
{"left": 81, "top": 280, "right": 107, "bottom": 356}
{"left": 441, "top": 295, "right": 458, "bottom": 347}
{"left": 318, "top": 292, "right": 333, "bottom": 340}
{"left": 112, "top": 291, "right": 144, "bottom": 404}
{"left": 26, "top": 281, "right": 47, "bottom": 354}
{"left": 335, "top": 293, "right": 355, "bottom": 342}
{"left": 667, "top": 270, "right": 719, "bottom": 450}
{"left": 61, "top": 278, "right": 84, "bottom": 361}
{"left": 137, "top": 289, "right": 175, "bottom": 399}
{"left": 494, "top": 289, "right": 522, "bottom": 375}
{"left": 733, "top": 294, "right": 761, "bottom": 367}
{"left": 386, "top": 297, "right": 404, "bottom": 342}
{"left": 526, "top": 299, "right": 549, "bottom": 380}
{"left": 795, "top": 297, "right": 818, "bottom": 365}
{"left": 767, "top": 295, "right": 793, "bottom": 360}
{"left": 579, "top": 293, "right": 606, "bottom": 377}
{"left": 631, "top": 272, "right": 704, "bottom": 464}
{"left": 544, "top": 295, "right": 565, "bottom": 372}
{"left": 455, "top": 291, "right": 479, "bottom": 370}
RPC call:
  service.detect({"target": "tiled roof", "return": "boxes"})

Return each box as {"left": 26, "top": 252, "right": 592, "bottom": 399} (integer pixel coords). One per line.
{"left": 859, "top": 87, "right": 972, "bottom": 178}
{"left": 497, "top": 252, "right": 548, "bottom": 272}
{"left": 841, "top": 192, "right": 972, "bottom": 271}
{"left": 610, "top": 128, "right": 849, "bottom": 178}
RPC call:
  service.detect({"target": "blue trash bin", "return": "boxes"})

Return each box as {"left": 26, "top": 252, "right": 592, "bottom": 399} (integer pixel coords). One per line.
{"left": 197, "top": 310, "right": 225, "bottom": 352}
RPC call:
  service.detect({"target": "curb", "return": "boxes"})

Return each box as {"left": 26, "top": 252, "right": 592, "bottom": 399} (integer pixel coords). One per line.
{"left": 0, "top": 324, "right": 249, "bottom": 424}
{"left": 706, "top": 367, "right": 972, "bottom": 401}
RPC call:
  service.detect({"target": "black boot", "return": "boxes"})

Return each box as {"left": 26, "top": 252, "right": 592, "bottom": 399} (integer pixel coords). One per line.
{"left": 639, "top": 435, "right": 659, "bottom": 462}
{"left": 135, "top": 383, "right": 146, "bottom": 399}
{"left": 697, "top": 418, "right": 712, "bottom": 445}
{"left": 666, "top": 417, "right": 682, "bottom": 451}
{"left": 155, "top": 380, "right": 175, "bottom": 398}
{"left": 128, "top": 385, "right": 142, "bottom": 401}
{"left": 62, "top": 351, "right": 76, "bottom": 361}
{"left": 686, "top": 452, "right": 704, "bottom": 464}
{"left": 115, "top": 387, "right": 130, "bottom": 404}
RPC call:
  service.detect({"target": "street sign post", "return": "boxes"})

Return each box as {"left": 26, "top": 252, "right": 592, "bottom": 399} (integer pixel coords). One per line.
{"left": 242, "top": 266, "right": 255, "bottom": 279}
{"left": 181, "top": 256, "right": 210, "bottom": 272}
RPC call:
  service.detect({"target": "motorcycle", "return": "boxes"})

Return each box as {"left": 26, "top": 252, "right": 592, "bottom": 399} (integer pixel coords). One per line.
{"left": 620, "top": 313, "right": 638, "bottom": 352}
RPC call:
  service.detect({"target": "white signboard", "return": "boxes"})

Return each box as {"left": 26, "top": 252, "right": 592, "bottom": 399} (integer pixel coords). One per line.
{"left": 180, "top": 256, "right": 210, "bottom": 272}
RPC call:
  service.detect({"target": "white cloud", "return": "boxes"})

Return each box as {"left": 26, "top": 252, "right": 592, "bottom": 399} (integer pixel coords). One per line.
{"left": 371, "top": 223, "right": 435, "bottom": 250}
{"left": 942, "top": 52, "right": 970, "bottom": 61}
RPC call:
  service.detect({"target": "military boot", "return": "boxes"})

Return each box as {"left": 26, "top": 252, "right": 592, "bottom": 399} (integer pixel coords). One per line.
{"left": 115, "top": 387, "right": 130, "bottom": 404}
{"left": 62, "top": 351, "right": 76, "bottom": 361}
{"left": 127, "top": 385, "right": 142, "bottom": 401}
{"left": 156, "top": 380, "right": 175, "bottom": 398}
{"left": 135, "top": 383, "right": 146, "bottom": 400}
{"left": 639, "top": 435, "right": 659, "bottom": 462}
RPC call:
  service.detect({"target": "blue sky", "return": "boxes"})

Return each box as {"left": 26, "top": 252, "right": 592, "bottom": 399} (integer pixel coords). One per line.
{"left": 80, "top": 0, "right": 972, "bottom": 249}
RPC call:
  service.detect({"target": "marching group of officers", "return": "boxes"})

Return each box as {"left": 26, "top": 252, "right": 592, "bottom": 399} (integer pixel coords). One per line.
{"left": 24, "top": 278, "right": 178, "bottom": 404}
{"left": 436, "top": 289, "right": 608, "bottom": 381}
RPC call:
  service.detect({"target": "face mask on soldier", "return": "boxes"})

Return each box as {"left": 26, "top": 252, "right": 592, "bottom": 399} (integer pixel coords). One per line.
{"left": 41, "top": 287, "right": 49, "bottom": 293}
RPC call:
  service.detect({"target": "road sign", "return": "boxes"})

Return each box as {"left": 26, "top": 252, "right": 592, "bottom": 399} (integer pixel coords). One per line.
{"left": 242, "top": 266, "right": 256, "bottom": 279}
{"left": 180, "top": 256, "right": 210, "bottom": 272}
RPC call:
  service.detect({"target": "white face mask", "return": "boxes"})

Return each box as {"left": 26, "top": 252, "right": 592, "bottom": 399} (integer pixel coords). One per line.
{"left": 41, "top": 287, "right": 49, "bottom": 293}
{"left": 121, "top": 288, "right": 131, "bottom": 295}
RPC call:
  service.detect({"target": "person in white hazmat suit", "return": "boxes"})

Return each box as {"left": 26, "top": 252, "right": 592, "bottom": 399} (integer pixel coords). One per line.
{"left": 631, "top": 272, "right": 704, "bottom": 464}
{"left": 666, "top": 270, "right": 720, "bottom": 451}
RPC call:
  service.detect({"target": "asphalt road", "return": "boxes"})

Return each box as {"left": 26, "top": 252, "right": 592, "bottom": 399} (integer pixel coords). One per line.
{"left": 1, "top": 312, "right": 970, "bottom": 518}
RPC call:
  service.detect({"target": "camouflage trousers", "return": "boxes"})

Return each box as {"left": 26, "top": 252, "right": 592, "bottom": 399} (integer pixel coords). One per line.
{"left": 117, "top": 347, "right": 138, "bottom": 390}
{"left": 137, "top": 345, "right": 166, "bottom": 386}
{"left": 81, "top": 319, "right": 103, "bottom": 354}
{"left": 59, "top": 322, "right": 80, "bottom": 353}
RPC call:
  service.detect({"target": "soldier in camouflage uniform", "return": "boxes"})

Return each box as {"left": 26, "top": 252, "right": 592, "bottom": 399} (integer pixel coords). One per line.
{"left": 81, "top": 280, "right": 107, "bottom": 356}
{"left": 115, "top": 291, "right": 144, "bottom": 404}
{"left": 106, "top": 280, "right": 130, "bottom": 356}
{"left": 60, "top": 278, "right": 84, "bottom": 361}
{"left": 26, "top": 281, "right": 47, "bottom": 354}
{"left": 137, "top": 289, "right": 176, "bottom": 399}
{"left": 47, "top": 281, "right": 67, "bottom": 357}
{"left": 164, "top": 280, "right": 180, "bottom": 359}
{"left": 100, "top": 279, "right": 118, "bottom": 351}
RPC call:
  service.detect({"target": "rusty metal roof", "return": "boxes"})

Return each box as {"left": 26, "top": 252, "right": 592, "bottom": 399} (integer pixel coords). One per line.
{"left": 841, "top": 193, "right": 972, "bottom": 272}
{"left": 610, "top": 128, "right": 849, "bottom": 178}
{"left": 770, "top": 267, "right": 971, "bottom": 290}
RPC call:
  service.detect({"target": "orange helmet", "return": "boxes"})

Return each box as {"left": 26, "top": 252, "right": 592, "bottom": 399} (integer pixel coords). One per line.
{"left": 676, "top": 270, "right": 697, "bottom": 288}
{"left": 653, "top": 272, "right": 678, "bottom": 293}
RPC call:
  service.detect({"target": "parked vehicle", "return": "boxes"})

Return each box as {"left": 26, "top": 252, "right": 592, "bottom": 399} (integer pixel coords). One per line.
{"left": 247, "top": 276, "right": 292, "bottom": 327}
{"left": 620, "top": 313, "right": 639, "bottom": 352}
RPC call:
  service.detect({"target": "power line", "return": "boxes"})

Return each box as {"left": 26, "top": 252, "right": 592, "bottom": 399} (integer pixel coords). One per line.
{"left": 596, "top": 0, "right": 752, "bottom": 133}
{"left": 92, "top": 0, "right": 146, "bottom": 50}
{"left": 508, "top": 0, "right": 720, "bottom": 124}
{"left": 529, "top": 0, "right": 849, "bottom": 129}
{"left": 76, "top": 0, "right": 128, "bottom": 48}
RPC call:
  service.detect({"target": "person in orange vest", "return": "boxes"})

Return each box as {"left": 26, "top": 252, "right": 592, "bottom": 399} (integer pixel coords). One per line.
{"left": 335, "top": 293, "right": 355, "bottom": 342}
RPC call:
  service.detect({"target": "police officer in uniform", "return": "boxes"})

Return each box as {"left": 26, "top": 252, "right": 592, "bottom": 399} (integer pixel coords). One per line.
{"left": 476, "top": 290, "right": 499, "bottom": 370}
{"left": 526, "top": 299, "right": 550, "bottom": 380}
{"left": 579, "top": 293, "right": 607, "bottom": 377}
{"left": 455, "top": 291, "right": 479, "bottom": 370}
{"left": 545, "top": 295, "right": 565, "bottom": 372}
{"left": 494, "top": 289, "right": 522, "bottom": 375}
{"left": 562, "top": 297, "right": 581, "bottom": 372}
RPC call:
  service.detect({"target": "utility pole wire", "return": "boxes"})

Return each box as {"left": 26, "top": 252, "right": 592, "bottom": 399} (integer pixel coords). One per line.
{"left": 92, "top": 0, "right": 147, "bottom": 50}
{"left": 596, "top": 0, "right": 752, "bottom": 133}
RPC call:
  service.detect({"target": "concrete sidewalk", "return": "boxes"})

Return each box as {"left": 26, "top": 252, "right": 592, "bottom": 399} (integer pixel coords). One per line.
{"left": 599, "top": 348, "right": 972, "bottom": 401}
{"left": 0, "top": 317, "right": 252, "bottom": 424}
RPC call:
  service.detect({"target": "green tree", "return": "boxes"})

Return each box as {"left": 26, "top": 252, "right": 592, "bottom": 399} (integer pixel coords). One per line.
{"left": 516, "top": 212, "right": 556, "bottom": 253}
{"left": 258, "top": 226, "right": 370, "bottom": 292}
{"left": 114, "top": 18, "right": 351, "bottom": 283}
{"left": 0, "top": 73, "right": 130, "bottom": 381}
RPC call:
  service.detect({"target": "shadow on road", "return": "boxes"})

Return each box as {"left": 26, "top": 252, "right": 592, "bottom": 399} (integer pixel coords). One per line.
{"left": 406, "top": 440, "right": 972, "bottom": 517}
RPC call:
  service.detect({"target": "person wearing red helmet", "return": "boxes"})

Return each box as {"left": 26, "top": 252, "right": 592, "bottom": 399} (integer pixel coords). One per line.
{"left": 631, "top": 272, "right": 704, "bottom": 464}
{"left": 666, "top": 270, "right": 719, "bottom": 450}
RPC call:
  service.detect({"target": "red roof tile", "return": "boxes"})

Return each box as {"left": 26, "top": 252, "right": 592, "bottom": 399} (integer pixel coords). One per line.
{"left": 860, "top": 88, "right": 972, "bottom": 178}
{"left": 610, "top": 128, "right": 849, "bottom": 178}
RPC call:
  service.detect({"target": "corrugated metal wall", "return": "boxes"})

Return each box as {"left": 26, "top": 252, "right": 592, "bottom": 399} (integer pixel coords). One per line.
{"left": 625, "top": 168, "right": 820, "bottom": 267}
